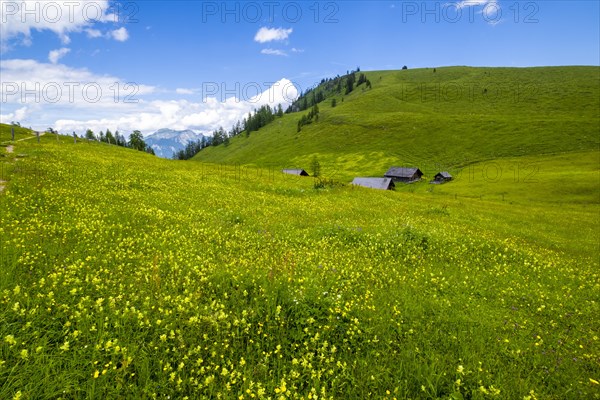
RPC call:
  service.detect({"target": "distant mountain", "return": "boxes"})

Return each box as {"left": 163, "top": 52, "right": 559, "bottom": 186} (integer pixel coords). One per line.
{"left": 145, "top": 129, "right": 207, "bottom": 159}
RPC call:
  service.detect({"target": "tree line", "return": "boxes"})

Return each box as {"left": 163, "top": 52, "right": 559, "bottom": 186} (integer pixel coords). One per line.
{"left": 286, "top": 67, "right": 372, "bottom": 114}
{"left": 83, "top": 128, "right": 155, "bottom": 155}
{"left": 173, "top": 137, "right": 209, "bottom": 160}
{"left": 297, "top": 104, "right": 319, "bottom": 132}
{"left": 207, "top": 104, "right": 285, "bottom": 148}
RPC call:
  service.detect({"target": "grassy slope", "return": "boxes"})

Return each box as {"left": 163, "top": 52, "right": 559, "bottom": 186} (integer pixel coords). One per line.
{"left": 0, "top": 125, "right": 40, "bottom": 143}
{"left": 193, "top": 66, "right": 600, "bottom": 183}
{"left": 0, "top": 124, "right": 599, "bottom": 398}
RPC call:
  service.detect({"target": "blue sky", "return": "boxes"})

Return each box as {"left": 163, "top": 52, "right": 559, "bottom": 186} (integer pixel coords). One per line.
{"left": 1, "top": 0, "right": 599, "bottom": 135}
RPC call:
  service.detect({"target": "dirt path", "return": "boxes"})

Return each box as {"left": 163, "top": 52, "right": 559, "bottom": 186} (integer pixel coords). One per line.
{"left": 17, "top": 131, "right": 45, "bottom": 142}
{"left": 0, "top": 146, "right": 8, "bottom": 192}
{"left": 1, "top": 132, "right": 45, "bottom": 193}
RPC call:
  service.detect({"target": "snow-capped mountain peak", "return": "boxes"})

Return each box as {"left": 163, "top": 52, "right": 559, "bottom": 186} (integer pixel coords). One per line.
{"left": 145, "top": 129, "right": 207, "bottom": 158}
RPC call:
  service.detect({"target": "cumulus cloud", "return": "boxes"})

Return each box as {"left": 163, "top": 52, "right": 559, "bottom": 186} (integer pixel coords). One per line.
{"left": 85, "top": 28, "right": 103, "bottom": 38}
{"left": 176, "top": 88, "right": 197, "bottom": 95}
{"left": 254, "top": 27, "right": 293, "bottom": 43}
{"left": 0, "top": 58, "right": 299, "bottom": 137}
{"left": 110, "top": 27, "right": 129, "bottom": 42}
{"left": 0, "top": 106, "right": 29, "bottom": 123}
{"left": 48, "top": 47, "right": 70, "bottom": 64}
{"left": 0, "top": 0, "right": 129, "bottom": 50}
{"left": 261, "top": 48, "right": 288, "bottom": 57}
{"left": 0, "top": 58, "right": 155, "bottom": 111}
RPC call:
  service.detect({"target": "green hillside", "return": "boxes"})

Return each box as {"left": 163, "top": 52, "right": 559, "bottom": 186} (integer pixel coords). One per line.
{"left": 193, "top": 66, "right": 600, "bottom": 183}
{"left": 0, "top": 62, "right": 599, "bottom": 400}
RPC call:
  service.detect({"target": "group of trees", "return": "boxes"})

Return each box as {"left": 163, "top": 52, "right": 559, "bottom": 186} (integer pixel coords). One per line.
{"left": 210, "top": 127, "right": 230, "bottom": 147}
{"left": 297, "top": 104, "right": 320, "bottom": 132}
{"left": 343, "top": 71, "right": 372, "bottom": 95}
{"left": 173, "top": 137, "right": 209, "bottom": 160}
{"left": 357, "top": 73, "right": 372, "bottom": 89}
{"left": 244, "top": 104, "right": 284, "bottom": 137}
{"left": 286, "top": 67, "right": 372, "bottom": 115}
{"left": 85, "top": 128, "right": 128, "bottom": 147}
{"left": 206, "top": 104, "right": 285, "bottom": 149}
{"left": 84, "top": 128, "right": 155, "bottom": 155}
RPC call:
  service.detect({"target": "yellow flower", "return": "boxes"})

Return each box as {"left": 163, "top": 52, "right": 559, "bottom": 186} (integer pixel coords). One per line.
{"left": 5, "top": 335, "right": 16, "bottom": 346}
{"left": 590, "top": 378, "right": 599, "bottom": 385}
{"left": 93, "top": 370, "right": 100, "bottom": 378}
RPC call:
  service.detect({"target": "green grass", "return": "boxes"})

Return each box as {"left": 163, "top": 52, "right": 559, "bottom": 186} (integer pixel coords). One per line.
{"left": 0, "top": 124, "right": 39, "bottom": 144}
{"left": 0, "top": 122, "right": 599, "bottom": 399}
{"left": 194, "top": 66, "right": 600, "bottom": 183}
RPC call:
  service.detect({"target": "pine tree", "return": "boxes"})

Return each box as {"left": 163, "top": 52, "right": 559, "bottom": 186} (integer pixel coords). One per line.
{"left": 310, "top": 156, "right": 321, "bottom": 177}
{"left": 128, "top": 130, "right": 147, "bottom": 151}
{"left": 105, "top": 129, "right": 115, "bottom": 144}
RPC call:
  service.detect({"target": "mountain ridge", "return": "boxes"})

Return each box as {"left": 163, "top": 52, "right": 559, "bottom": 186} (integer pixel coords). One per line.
{"left": 146, "top": 128, "right": 207, "bottom": 159}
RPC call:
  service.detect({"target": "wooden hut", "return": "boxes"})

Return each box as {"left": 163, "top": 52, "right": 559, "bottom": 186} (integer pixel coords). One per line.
{"left": 384, "top": 167, "right": 423, "bottom": 183}
{"left": 282, "top": 169, "right": 309, "bottom": 176}
{"left": 431, "top": 171, "right": 453, "bottom": 184}
{"left": 351, "top": 177, "right": 395, "bottom": 190}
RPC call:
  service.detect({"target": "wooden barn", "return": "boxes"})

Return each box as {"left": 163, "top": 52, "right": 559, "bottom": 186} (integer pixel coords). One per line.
{"left": 384, "top": 167, "right": 423, "bottom": 183}
{"left": 431, "top": 171, "right": 453, "bottom": 184}
{"left": 282, "top": 169, "right": 309, "bottom": 176}
{"left": 351, "top": 177, "right": 395, "bottom": 190}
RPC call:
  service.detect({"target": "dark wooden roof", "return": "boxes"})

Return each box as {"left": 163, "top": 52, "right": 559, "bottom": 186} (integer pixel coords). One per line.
{"left": 384, "top": 167, "right": 423, "bottom": 178}
{"left": 352, "top": 177, "right": 395, "bottom": 190}
{"left": 436, "top": 171, "right": 452, "bottom": 179}
{"left": 282, "top": 169, "right": 309, "bottom": 176}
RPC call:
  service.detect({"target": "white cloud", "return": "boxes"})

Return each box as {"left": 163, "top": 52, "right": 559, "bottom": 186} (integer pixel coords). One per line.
{"left": 0, "top": 58, "right": 299, "bottom": 137}
{"left": 254, "top": 27, "right": 293, "bottom": 43}
{"left": 0, "top": 106, "right": 29, "bottom": 123}
{"left": 0, "top": 58, "right": 155, "bottom": 111}
{"left": 0, "top": 1, "right": 129, "bottom": 50}
{"left": 85, "top": 28, "right": 103, "bottom": 38}
{"left": 261, "top": 48, "right": 288, "bottom": 57}
{"left": 176, "top": 88, "right": 196, "bottom": 95}
{"left": 50, "top": 82, "right": 298, "bottom": 136}
{"left": 456, "top": 0, "right": 494, "bottom": 8}
{"left": 291, "top": 48, "right": 304, "bottom": 53}
{"left": 48, "top": 47, "right": 70, "bottom": 64}
{"left": 111, "top": 27, "right": 129, "bottom": 42}
{"left": 454, "top": 0, "right": 502, "bottom": 25}
{"left": 247, "top": 78, "right": 298, "bottom": 107}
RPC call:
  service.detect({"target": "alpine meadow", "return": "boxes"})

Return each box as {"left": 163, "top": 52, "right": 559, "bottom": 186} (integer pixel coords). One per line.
{"left": 1, "top": 64, "right": 599, "bottom": 400}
